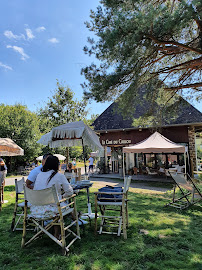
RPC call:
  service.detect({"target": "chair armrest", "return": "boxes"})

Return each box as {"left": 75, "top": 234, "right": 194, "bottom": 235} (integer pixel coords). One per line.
{"left": 59, "top": 194, "right": 76, "bottom": 203}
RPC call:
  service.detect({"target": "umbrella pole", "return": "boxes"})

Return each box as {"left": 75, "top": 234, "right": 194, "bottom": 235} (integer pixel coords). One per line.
{"left": 66, "top": 147, "right": 69, "bottom": 166}
{"left": 82, "top": 139, "right": 87, "bottom": 174}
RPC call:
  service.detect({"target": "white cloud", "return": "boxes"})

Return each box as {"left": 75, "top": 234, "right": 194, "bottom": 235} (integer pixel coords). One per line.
{"left": 0, "top": 62, "right": 12, "bottom": 71}
{"left": 36, "top": 26, "right": 46, "bottom": 32}
{"left": 7, "top": 45, "right": 29, "bottom": 61}
{"left": 4, "top": 30, "right": 25, "bottom": 40}
{"left": 25, "top": 28, "right": 35, "bottom": 40}
{"left": 48, "top": 37, "right": 59, "bottom": 44}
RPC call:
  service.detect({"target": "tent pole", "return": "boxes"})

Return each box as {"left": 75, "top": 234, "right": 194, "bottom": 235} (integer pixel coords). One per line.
{"left": 184, "top": 151, "right": 187, "bottom": 175}
{"left": 123, "top": 152, "right": 125, "bottom": 180}
{"left": 82, "top": 139, "right": 87, "bottom": 174}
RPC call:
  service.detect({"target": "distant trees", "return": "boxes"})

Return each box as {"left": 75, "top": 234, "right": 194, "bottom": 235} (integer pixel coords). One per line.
{"left": 37, "top": 80, "right": 90, "bottom": 160}
{"left": 0, "top": 104, "right": 42, "bottom": 168}
{"left": 0, "top": 81, "right": 97, "bottom": 171}
{"left": 38, "top": 80, "right": 88, "bottom": 133}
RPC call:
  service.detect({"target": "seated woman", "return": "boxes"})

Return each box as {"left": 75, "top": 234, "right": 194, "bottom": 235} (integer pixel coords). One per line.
{"left": 65, "top": 162, "right": 73, "bottom": 173}
{"left": 31, "top": 156, "right": 73, "bottom": 220}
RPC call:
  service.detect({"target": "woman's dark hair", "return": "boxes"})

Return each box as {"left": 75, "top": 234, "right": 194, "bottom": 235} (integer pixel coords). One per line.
{"left": 42, "top": 156, "right": 59, "bottom": 184}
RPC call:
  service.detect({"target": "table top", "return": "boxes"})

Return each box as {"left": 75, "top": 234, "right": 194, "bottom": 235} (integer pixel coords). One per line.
{"left": 71, "top": 182, "right": 93, "bottom": 190}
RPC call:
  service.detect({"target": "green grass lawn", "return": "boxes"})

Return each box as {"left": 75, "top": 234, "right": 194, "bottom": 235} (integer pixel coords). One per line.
{"left": 0, "top": 185, "right": 202, "bottom": 270}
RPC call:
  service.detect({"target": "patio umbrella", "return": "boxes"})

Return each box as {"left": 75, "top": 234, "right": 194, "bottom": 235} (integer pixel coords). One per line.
{"left": 37, "top": 121, "right": 104, "bottom": 170}
{"left": 36, "top": 154, "right": 66, "bottom": 161}
{"left": 37, "top": 121, "right": 104, "bottom": 219}
{"left": 0, "top": 138, "right": 24, "bottom": 156}
{"left": 37, "top": 121, "right": 103, "bottom": 152}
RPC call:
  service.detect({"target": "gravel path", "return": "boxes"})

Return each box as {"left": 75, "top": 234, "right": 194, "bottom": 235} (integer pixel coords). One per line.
{"left": 5, "top": 175, "right": 172, "bottom": 194}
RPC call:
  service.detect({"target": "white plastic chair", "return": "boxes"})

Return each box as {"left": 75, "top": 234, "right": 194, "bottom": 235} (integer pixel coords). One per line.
{"left": 146, "top": 167, "right": 158, "bottom": 176}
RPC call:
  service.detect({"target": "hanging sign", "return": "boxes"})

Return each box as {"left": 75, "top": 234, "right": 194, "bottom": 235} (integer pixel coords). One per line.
{"left": 102, "top": 139, "right": 131, "bottom": 145}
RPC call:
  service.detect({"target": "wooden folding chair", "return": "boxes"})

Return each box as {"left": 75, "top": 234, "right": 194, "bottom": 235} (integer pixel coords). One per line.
{"left": 0, "top": 174, "right": 4, "bottom": 211}
{"left": 166, "top": 172, "right": 202, "bottom": 210}
{"left": 21, "top": 185, "right": 80, "bottom": 255}
{"left": 94, "top": 176, "right": 131, "bottom": 239}
{"left": 11, "top": 178, "right": 32, "bottom": 231}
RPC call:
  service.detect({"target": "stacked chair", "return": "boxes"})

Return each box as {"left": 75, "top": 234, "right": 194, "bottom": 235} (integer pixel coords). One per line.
{"left": 21, "top": 185, "right": 80, "bottom": 255}
{"left": 167, "top": 172, "right": 202, "bottom": 210}
{"left": 94, "top": 176, "right": 131, "bottom": 239}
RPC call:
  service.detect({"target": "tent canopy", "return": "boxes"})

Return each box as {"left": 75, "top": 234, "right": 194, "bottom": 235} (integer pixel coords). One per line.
{"left": 0, "top": 138, "right": 24, "bottom": 156}
{"left": 123, "top": 132, "right": 185, "bottom": 154}
{"left": 37, "top": 121, "right": 103, "bottom": 153}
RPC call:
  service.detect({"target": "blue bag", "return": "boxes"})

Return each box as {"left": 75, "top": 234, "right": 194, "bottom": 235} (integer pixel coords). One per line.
{"left": 98, "top": 185, "right": 123, "bottom": 202}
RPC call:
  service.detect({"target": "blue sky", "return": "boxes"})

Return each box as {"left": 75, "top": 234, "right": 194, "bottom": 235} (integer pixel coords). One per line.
{"left": 0, "top": 0, "right": 201, "bottom": 117}
{"left": 0, "top": 0, "right": 111, "bottom": 117}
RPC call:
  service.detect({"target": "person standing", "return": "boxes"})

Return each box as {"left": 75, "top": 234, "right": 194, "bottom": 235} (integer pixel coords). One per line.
{"left": 0, "top": 158, "right": 7, "bottom": 203}
{"left": 0, "top": 158, "right": 7, "bottom": 186}
{"left": 88, "top": 155, "right": 94, "bottom": 173}
{"left": 72, "top": 158, "right": 76, "bottom": 170}
{"left": 26, "top": 153, "right": 53, "bottom": 189}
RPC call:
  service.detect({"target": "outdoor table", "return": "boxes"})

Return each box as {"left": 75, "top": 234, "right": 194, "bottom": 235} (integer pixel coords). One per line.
{"left": 72, "top": 182, "right": 93, "bottom": 204}
{"left": 71, "top": 182, "right": 95, "bottom": 222}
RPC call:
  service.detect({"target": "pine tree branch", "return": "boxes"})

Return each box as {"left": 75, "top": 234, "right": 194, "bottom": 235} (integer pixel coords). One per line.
{"left": 165, "top": 82, "right": 202, "bottom": 91}
{"left": 146, "top": 34, "right": 202, "bottom": 54}
{"left": 151, "top": 56, "right": 202, "bottom": 74}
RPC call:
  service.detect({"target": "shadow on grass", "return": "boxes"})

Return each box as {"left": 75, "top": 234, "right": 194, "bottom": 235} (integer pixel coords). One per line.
{"left": 0, "top": 186, "right": 201, "bottom": 270}
{"left": 4, "top": 186, "right": 15, "bottom": 192}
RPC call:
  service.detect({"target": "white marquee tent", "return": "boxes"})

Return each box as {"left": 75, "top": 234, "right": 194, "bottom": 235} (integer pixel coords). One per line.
{"left": 123, "top": 132, "right": 187, "bottom": 176}
{"left": 123, "top": 132, "right": 186, "bottom": 154}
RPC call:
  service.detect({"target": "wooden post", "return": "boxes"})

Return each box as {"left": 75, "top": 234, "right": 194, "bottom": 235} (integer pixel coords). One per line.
{"left": 104, "top": 146, "right": 108, "bottom": 173}
{"left": 82, "top": 139, "right": 87, "bottom": 174}
{"left": 66, "top": 147, "right": 69, "bottom": 165}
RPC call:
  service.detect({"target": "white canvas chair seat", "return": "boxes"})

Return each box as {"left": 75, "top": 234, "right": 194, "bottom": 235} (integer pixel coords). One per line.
{"left": 21, "top": 185, "right": 80, "bottom": 255}
{"left": 94, "top": 176, "right": 131, "bottom": 239}
{"left": 28, "top": 206, "right": 74, "bottom": 220}
{"left": 18, "top": 201, "right": 31, "bottom": 208}
{"left": 11, "top": 177, "right": 32, "bottom": 231}
{"left": 166, "top": 172, "right": 202, "bottom": 210}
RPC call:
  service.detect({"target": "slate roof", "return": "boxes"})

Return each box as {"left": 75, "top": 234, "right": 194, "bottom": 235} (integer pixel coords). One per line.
{"left": 93, "top": 96, "right": 202, "bottom": 131}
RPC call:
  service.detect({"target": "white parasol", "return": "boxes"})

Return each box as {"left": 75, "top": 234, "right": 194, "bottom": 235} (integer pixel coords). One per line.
{"left": 36, "top": 154, "right": 66, "bottom": 161}
{"left": 37, "top": 121, "right": 103, "bottom": 153}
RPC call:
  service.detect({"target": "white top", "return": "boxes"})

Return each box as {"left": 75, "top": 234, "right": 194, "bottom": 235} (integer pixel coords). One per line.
{"left": 89, "top": 157, "right": 94, "bottom": 165}
{"left": 34, "top": 170, "right": 73, "bottom": 200}
{"left": 27, "top": 164, "right": 43, "bottom": 184}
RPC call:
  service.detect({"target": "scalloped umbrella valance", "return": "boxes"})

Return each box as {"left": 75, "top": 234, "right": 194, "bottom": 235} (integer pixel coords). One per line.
{"left": 37, "top": 121, "right": 103, "bottom": 153}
